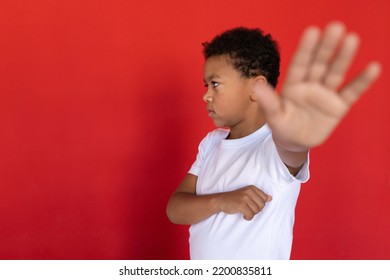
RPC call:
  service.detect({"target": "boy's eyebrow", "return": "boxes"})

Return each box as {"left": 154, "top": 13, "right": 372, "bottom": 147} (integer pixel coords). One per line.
{"left": 203, "top": 74, "right": 221, "bottom": 82}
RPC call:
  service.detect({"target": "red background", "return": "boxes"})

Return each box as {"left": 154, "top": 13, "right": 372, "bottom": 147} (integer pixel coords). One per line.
{"left": 0, "top": 0, "right": 389, "bottom": 259}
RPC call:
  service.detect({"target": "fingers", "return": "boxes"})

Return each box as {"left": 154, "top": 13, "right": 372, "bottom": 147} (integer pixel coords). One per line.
{"left": 283, "top": 25, "right": 321, "bottom": 87}
{"left": 340, "top": 62, "right": 382, "bottom": 106}
{"left": 323, "top": 33, "right": 359, "bottom": 89}
{"left": 242, "top": 196, "right": 272, "bottom": 221}
{"left": 306, "top": 22, "right": 346, "bottom": 83}
{"left": 220, "top": 185, "right": 272, "bottom": 221}
{"left": 236, "top": 186, "right": 272, "bottom": 221}
{"left": 284, "top": 21, "right": 375, "bottom": 92}
{"left": 251, "top": 185, "right": 272, "bottom": 205}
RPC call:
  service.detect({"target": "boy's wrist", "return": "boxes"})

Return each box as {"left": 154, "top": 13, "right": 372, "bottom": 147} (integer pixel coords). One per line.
{"left": 209, "top": 193, "right": 224, "bottom": 214}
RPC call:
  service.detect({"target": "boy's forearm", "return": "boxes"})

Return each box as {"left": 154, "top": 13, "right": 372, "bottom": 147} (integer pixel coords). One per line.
{"left": 166, "top": 192, "right": 222, "bottom": 225}
{"left": 274, "top": 142, "right": 308, "bottom": 176}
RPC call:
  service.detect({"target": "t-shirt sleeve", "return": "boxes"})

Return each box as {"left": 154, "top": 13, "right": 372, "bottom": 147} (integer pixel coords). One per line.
{"left": 189, "top": 152, "right": 202, "bottom": 176}
{"left": 188, "top": 129, "right": 228, "bottom": 176}
{"left": 293, "top": 155, "right": 310, "bottom": 183}
{"left": 188, "top": 133, "right": 210, "bottom": 176}
{"left": 262, "top": 135, "right": 310, "bottom": 184}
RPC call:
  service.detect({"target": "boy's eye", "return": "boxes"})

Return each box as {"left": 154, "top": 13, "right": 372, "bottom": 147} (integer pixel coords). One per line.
{"left": 204, "top": 81, "right": 220, "bottom": 88}
{"left": 211, "top": 81, "right": 220, "bottom": 88}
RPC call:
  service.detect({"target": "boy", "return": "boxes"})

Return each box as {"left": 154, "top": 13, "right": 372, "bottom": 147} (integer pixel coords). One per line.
{"left": 166, "top": 22, "right": 381, "bottom": 259}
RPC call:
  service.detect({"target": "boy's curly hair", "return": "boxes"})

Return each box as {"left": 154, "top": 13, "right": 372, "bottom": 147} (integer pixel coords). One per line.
{"left": 202, "top": 27, "right": 280, "bottom": 87}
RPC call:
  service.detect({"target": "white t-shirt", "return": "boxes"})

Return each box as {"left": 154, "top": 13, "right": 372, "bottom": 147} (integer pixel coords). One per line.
{"left": 188, "top": 125, "right": 309, "bottom": 259}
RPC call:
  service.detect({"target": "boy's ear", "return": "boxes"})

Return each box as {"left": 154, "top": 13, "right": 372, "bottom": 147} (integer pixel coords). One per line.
{"left": 249, "top": 76, "right": 267, "bottom": 102}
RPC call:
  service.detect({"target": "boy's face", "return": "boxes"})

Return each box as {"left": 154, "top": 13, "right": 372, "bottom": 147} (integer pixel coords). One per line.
{"left": 203, "top": 55, "right": 254, "bottom": 129}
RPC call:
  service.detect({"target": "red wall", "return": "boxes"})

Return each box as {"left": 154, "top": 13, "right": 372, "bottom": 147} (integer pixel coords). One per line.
{"left": 0, "top": 0, "right": 389, "bottom": 259}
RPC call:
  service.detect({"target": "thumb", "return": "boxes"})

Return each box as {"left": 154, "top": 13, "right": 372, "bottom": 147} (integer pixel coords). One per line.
{"left": 266, "top": 195, "right": 272, "bottom": 202}
{"left": 252, "top": 82, "right": 282, "bottom": 121}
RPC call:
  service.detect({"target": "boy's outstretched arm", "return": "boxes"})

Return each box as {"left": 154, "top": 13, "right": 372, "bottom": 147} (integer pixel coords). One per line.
{"left": 166, "top": 173, "right": 272, "bottom": 224}
{"left": 253, "top": 21, "right": 381, "bottom": 170}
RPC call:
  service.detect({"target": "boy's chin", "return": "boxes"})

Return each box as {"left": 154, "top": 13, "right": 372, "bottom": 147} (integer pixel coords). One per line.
{"left": 213, "top": 121, "right": 229, "bottom": 129}
{"left": 212, "top": 120, "right": 224, "bottom": 127}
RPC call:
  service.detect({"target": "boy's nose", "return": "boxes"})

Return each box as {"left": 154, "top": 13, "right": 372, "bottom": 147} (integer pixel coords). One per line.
{"left": 203, "top": 91, "right": 212, "bottom": 102}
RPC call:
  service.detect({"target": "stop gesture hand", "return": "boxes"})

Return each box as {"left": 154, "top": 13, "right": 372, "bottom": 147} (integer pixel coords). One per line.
{"left": 255, "top": 22, "right": 381, "bottom": 150}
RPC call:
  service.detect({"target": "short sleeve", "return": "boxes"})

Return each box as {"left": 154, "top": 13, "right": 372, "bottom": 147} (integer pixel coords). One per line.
{"left": 188, "top": 148, "right": 203, "bottom": 176}
{"left": 262, "top": 135, "right": 310, "bottom": 184}
{"left": 188, "top": 133, "right": 210, "bottom": 176}
{"left": 188, "top": 129, "right": 229, "bottom": 176}
{"left": 294, "top": 155, "right": 310, "bottom": 183}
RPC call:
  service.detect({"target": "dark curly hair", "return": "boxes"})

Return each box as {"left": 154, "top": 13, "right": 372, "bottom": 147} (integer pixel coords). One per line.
{"left": 202, "top": 27, "right": 280, "bottom": 87}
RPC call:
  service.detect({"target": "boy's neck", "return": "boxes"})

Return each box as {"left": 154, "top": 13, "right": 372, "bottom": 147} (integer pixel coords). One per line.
{"left": 227, "top": 118, "right": 266, "bottom": 139}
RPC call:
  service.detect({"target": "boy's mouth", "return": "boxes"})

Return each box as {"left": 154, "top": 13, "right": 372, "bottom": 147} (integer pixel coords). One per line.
{"left": 207, "top": 107, "right": 215, "bottom": 117}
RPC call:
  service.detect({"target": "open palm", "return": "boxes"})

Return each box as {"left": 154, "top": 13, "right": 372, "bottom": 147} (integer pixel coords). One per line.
{"left": 255, "top": 22, "right": 381, "bottom": 150}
